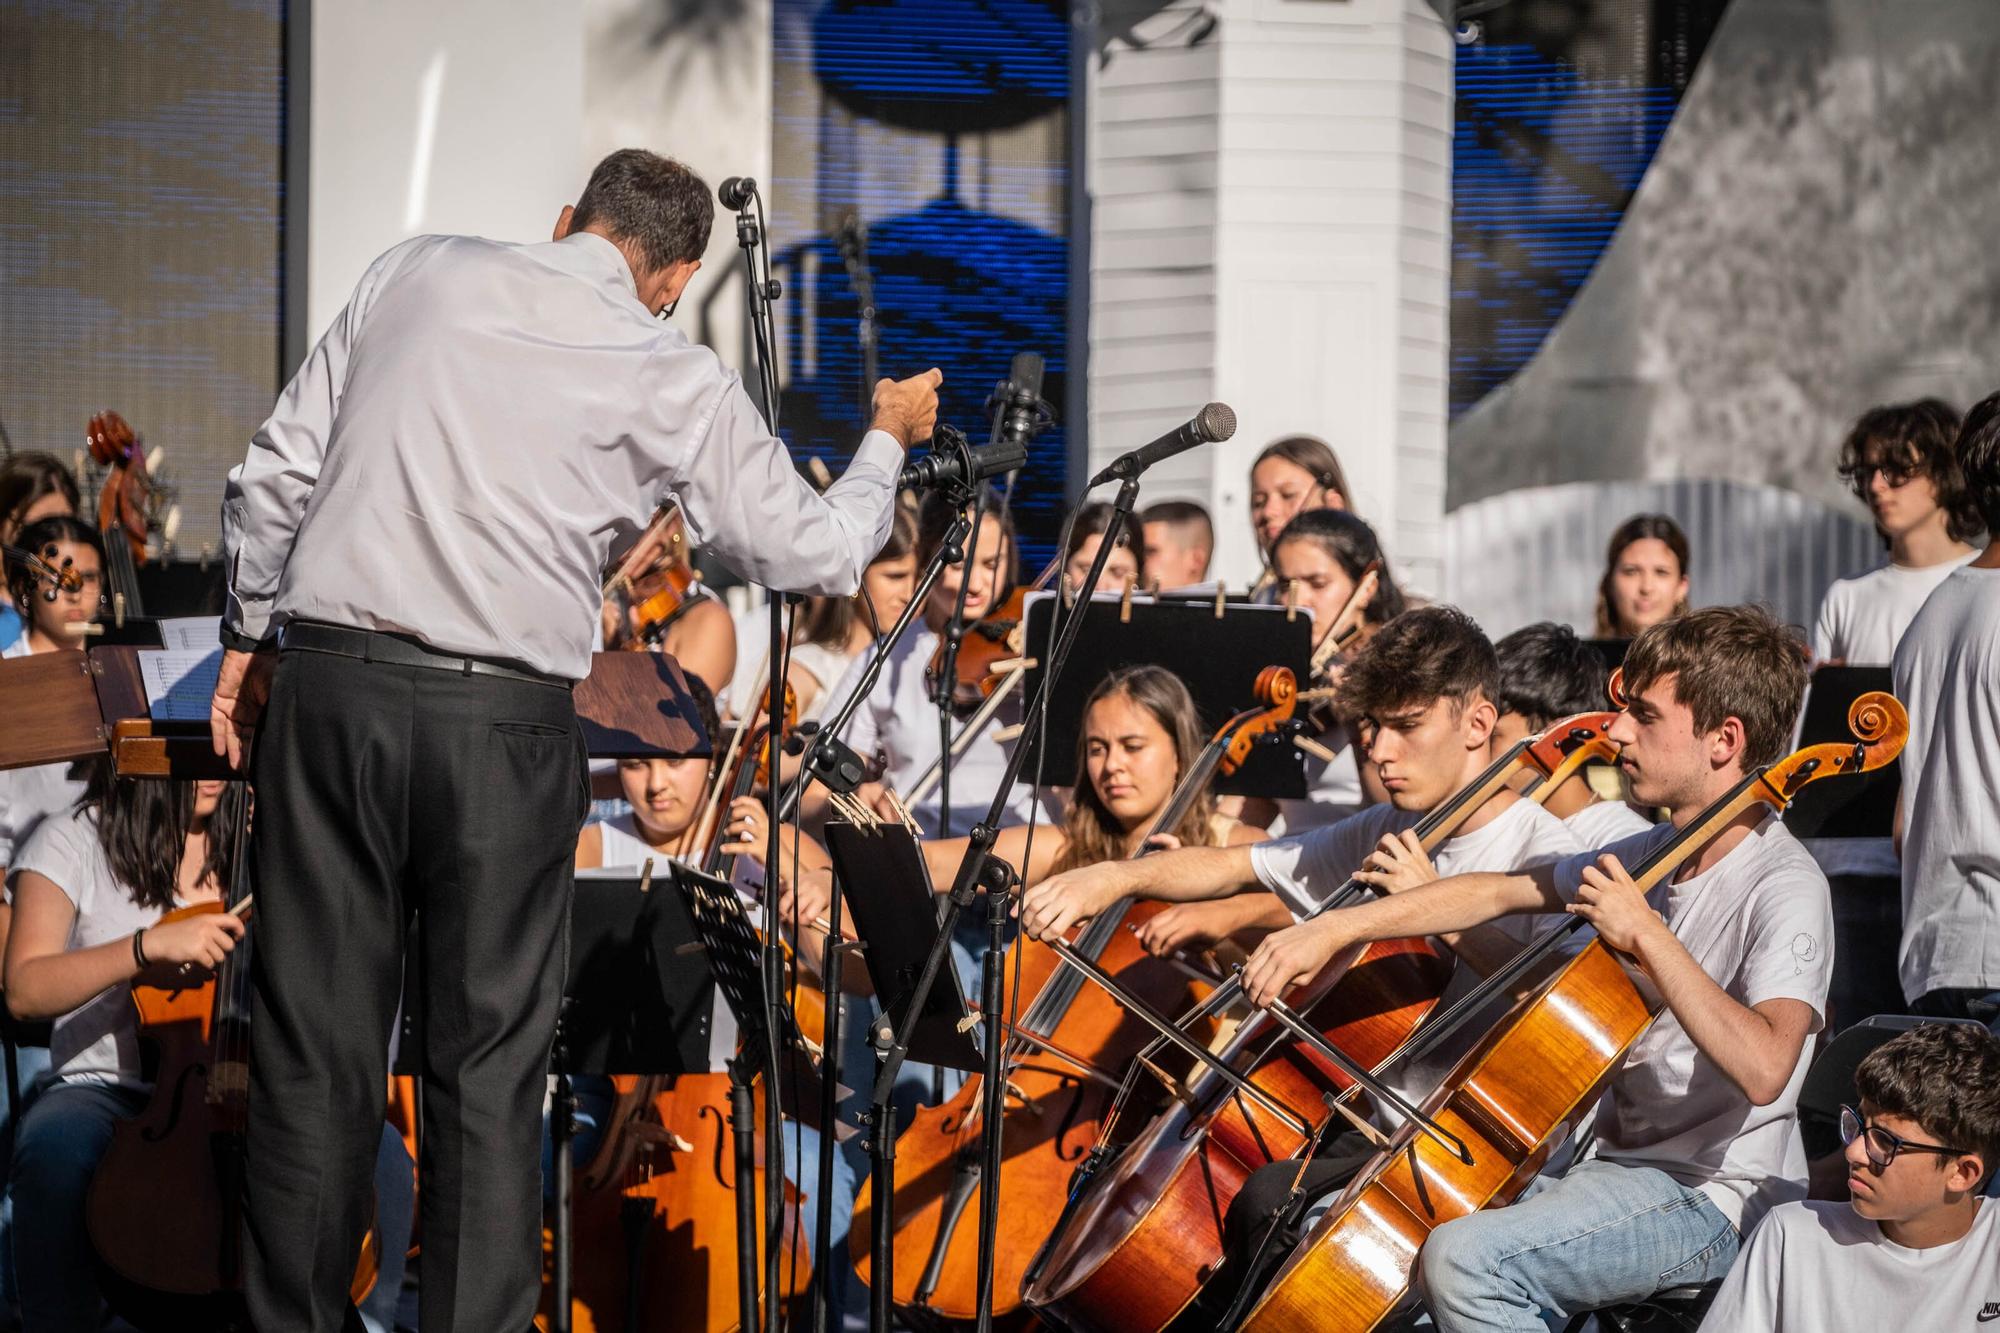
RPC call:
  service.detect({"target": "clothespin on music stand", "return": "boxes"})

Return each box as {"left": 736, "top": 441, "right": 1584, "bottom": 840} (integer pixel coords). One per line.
{"left": 1119, "top": 575, "right": 1135, "bottom": 624}
{"left": 1283, "top": 580, "right": 1299, "bottom": 623}
{"left": 877, "top": 785, "right": 924, "bottom": 839}
{"left": 1213, "top": 583, "right": 1228, "bottom": 620}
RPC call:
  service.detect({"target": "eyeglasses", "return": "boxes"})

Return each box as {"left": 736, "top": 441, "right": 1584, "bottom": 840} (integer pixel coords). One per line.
{"left": 1839, "top": 1104, "right": 1966, "bottom": 1170}
{"left": 1842, "top": 460, "right": 1917, "bottom": 491}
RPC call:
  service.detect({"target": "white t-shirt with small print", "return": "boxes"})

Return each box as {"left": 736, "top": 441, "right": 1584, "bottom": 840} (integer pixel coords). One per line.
{"left": 1552, "top": 814, "right": 1835, "bottom": 1233}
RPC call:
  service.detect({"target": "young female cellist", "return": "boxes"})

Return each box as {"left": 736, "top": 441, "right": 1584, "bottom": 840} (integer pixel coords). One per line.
{"left": 3, "top": 768, "right": 244, "bottom": 1331}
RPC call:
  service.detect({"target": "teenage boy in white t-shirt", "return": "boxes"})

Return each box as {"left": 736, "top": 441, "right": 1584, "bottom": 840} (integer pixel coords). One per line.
{"left": 1813, "top": 399, "right": 1982, "bottom": 666}
{"left": 1019, "top": 606, "right": 1583, "bottom": 1322}
{"left": 1492, "top": 621, "right": 1653, "bottom": 848}
{"left": 1223, "top": 605, "right": 1831, "bottom": 1329}
{"left": 1700, "top": 1021, "right": 2000, "bottom": 1331}
{"left": 1893, "top": 389, "right": 2000, "bottom": 1021}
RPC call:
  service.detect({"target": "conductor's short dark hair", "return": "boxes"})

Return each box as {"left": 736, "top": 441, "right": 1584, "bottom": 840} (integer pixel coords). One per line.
{"left": 570, "top": 149, "right": 715, "bottom": 272}
{"left": 1957, "top": 390, "right": 2000, "bottom": 536}
{"left": 1495, "top": 623, "right": 1611, "bottom": 730}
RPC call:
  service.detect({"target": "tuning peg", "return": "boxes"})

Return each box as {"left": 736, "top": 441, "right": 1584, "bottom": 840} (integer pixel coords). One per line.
{"left": 146, "top": 446, "right": 165, "bottom": 474}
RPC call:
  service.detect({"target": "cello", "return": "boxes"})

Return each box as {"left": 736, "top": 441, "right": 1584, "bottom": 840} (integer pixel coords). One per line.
{"left": 1234, "top": 689, "right": 1906, "bottom": 1331}
{"left": 1021, "top": 710, "right": 1623, "bottom": 1332}
{"left": 846, "top": 667, "right": 1303, "bottom": 1321}
{"left": 85, "top": 785, "right": 381, "bottom": 1330}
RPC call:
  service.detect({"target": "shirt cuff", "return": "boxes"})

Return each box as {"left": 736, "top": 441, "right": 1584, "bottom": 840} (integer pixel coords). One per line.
{"left": 851, "top": 429, "right": 904, "bottom": 478}
{"left": 219, "top": 622, "right": 271, "bottom": 652}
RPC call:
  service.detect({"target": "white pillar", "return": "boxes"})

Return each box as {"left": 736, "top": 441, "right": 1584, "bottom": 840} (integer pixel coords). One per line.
{"left": 1086, "top": 0, "right": 1453, "bottom": 594}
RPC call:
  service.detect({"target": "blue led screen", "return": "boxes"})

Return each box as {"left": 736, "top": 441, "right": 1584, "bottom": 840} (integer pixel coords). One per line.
{"left": 1450, "top": 2, "right": 1730, "bottom": 420}
{"left": 771, "top": 0, "right": 1071, "bottom": 569}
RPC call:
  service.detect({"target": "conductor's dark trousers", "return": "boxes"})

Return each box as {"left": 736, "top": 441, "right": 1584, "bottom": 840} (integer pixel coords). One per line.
{"left": 244, "top": 626, "right": 588, "bottom": 1333}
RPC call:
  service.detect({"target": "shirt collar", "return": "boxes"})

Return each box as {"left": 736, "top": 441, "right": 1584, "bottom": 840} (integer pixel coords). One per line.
{"left": 553, "top": 230, "right": 641, "bottom": 302}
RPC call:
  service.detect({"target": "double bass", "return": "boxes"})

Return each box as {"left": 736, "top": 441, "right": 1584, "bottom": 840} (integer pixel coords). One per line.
{"left": 1236, "top": 689, "right": 1907, "bottom": 1331}
{"left": 1022, "top": 710, "right": 1624, "bottom": 1331}
{"left": 85, "top": 410, "right": 168, "bottom": 617}
{"left": 848, "top": 667, "right": 1304, "bottom": 1321}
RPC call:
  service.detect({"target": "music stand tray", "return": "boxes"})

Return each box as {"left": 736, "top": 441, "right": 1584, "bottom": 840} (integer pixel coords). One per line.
{"left": 1016, "top": 593, "right": 1312, "bottom": 798}
{"left": 822, "top": 822, "right": 985, "bottom": 1074}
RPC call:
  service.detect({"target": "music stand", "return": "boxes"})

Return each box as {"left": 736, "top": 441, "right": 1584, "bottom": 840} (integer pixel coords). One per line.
{"left": 1785, "top": 666, "right": 1899, "bottom": 839}
{"left": 1015, "top": 593, "right": 1312, "bottom": 798}
{"left": 822, "top": 822, "right": 982, "bottom": 1074}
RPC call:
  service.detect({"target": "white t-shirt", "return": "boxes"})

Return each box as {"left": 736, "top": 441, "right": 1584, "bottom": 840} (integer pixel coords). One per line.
{"left": 0, "top": 637, "right": 89, "bottom": 868}
{"left": 1892, "top": 564, "right": 2000, "bottom": 1001}
{"left": 7, "top": 806, "right": 178, "bottom": 1090}
{"left": 1553, "top": 815, "right": 1835, "bottom": 1232}
{"left": 820, "top": 625, "right": 1035, "bottom": 837}
{"left": 1698, "top": 1198, "right": 2000, "bottom": 1332}
{"left": 1563, "top": 798, "right": 1655, "bottom": 851}
{"left": 789, "top": 640, "right": 862, "bottom": 724}
{"left": 1811, "top": 552, "right": 1976, "bottom": 665}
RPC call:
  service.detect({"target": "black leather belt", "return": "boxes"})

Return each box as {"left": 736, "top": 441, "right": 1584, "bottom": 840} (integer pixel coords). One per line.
{"left": 278, "top": 622, "right": 571, "bottom": 690}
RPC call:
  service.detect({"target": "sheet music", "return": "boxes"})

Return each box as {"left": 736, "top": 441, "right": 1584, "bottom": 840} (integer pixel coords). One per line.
{"left": 137, "top": 648, "right": 222, "bottom": 722}
{"left": 157, "top": 616, "right": 223, "bottom": 652}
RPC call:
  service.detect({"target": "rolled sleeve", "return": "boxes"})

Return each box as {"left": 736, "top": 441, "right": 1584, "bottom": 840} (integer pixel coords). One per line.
{"left": 670, "top": 374, "right": 899, "bottom": 597}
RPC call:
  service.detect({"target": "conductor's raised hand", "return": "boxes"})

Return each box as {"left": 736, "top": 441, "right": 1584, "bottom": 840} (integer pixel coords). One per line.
{"left": 871, "top": 368, "right": 944, "bottom": 449}
{"left": 1018, "top": 861, "right": 1127, "bottom": 942}
{"left": 1242, "top": 915, "right": 1348, "bottom": 1009}
{"left": 210, "top": 647, "right": 276, "bottom": 772}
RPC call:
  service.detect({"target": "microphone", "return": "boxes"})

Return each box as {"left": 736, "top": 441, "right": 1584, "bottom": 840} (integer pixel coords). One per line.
{"left": 1086, "top": 402, "right": 1236, "bottom": 487}
{"left": 717, "top": 176, "right": 758, "bottom": 210}
{"left": 899, "top": 424, "right": 1027, "bottom": 493}
{"left": 994, "top": 352, "right": 1046, "bottom": 453}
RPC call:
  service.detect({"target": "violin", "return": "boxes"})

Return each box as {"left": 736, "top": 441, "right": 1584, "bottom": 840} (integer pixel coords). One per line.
{"left": 848, "top": 668, "right": 1300, "bottom": 1321}
{"left": 604, "top": 506, "right": 702, "bottom": 650}
{"left": 1297, "top": 560, "right": 1379, "bottom": 735}
{"left": 1019, "top": 710, "right": 1624, "bottom": 1332}
{"left": 86, "top": 410, "right": 165, "bottom": 617}
{"left": 1235, "top": 688, "right": 1907, "bottom": 1331}
{"left": 85, "top": 789, "right": 380, "bottom": 1327}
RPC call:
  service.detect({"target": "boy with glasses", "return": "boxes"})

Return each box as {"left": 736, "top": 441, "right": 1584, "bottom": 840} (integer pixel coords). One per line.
{"left": 1699, "top": 1022, "right": 2000, "bottom": 1330}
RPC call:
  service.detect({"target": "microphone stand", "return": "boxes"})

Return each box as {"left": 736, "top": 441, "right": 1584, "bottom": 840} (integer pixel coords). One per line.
{"left": 861, "top": 471, "right": 1146, "bottom": 1333}
{"left": 730, "top": 182, "right": 790, "bottom": 1333}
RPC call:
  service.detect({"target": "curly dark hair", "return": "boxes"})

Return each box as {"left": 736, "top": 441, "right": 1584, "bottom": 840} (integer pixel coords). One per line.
{"left": 569, "top": 149, "right": 715, "bottom": 271}
{"left": 1334, "top": 605, "right": 1497, "bottom": 723}
{"left": 1836, "top": 399, "right": 1984, "bottom": 546}
{"left": 1955, "top": 390, "right": 2000, "bottom": 537}
{"left": 1855, "top": 1022, "right": 2000, "bottom": 1180}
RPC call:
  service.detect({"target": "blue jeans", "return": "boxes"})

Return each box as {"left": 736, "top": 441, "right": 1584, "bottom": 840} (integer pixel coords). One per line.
{"left": 0, "top": 1041, "right": 54, "bottom": 1315}
{"left": 1419, "top": 1159, "right": 1739, "bottom": 1332}
{"left": 8, "top": 1080, "right": 150, "bottom": 1332}
{"left": 357, "top": 1122, "right": 416, "bottom": 1333}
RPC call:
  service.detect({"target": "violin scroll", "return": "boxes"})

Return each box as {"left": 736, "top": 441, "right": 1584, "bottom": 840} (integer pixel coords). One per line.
{"left": 1220, "top": 666, "right": 1299, "bottom": 776}
{"left": 1762, "top": 690, "right": 1908, "bottom": 800}
{"left": 1606, "top": 665, "right": 1629, "bottom": 710}
{"left": 1521, "top": 710, "right": 1621, "bottom": 787}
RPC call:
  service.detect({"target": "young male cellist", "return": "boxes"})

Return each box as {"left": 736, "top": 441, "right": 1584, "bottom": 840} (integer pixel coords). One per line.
{"left": 1020, "top": 606, "right": 1582, "bottom": 1317}
{"left": 1227, "top": 605, "right": 1831, "bottom": 1329}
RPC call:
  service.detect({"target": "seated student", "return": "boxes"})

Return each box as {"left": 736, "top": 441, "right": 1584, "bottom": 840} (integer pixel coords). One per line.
{"left": 1139, "top": 499, "right": 1214, "bottom": 591}
{"left": 1061, "top": 500, "right": 1142, "bottom": 596}
{"left": 1020, "top": 608, "right": 1582, "bottom": 1320}
{"left": 1595, "top": 513, "right": 1691, "bottom": 639}
{"left": 1247, "top": 508, "right": 1407, "bottom": 836}
{"left": 4, "top": 769, "right": 246, "bottom": 1331}
{"left": 1208, "top": 605, "right": 1828, "bottom": 1330}
{"left": 1892, "top": 389, "right": 2000, "bottom": 1022}
{"left": 1699, "top": 1022, "right": 2000, "bottom": 1331}
{"left": 1814, "top": 399, "right": 1980, "bottom": 665}
{"left": 0, "top": 454, "right": 80, "bottom": 653}
{"left": 813, "top": 487, "right": 1027, "bottom": 838}
{"left": 1492, "top": 622, "right": 1652, "bottom": 847}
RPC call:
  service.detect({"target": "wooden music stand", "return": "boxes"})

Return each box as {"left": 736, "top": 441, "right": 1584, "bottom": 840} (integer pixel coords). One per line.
{"left": 0, "top": 647, "right": 708, "bottom": 778}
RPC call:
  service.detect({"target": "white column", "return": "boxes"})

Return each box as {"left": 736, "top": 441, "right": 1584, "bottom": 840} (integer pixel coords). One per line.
{"left": 1087, "top": 0, "right": 1452, "bottom": 594}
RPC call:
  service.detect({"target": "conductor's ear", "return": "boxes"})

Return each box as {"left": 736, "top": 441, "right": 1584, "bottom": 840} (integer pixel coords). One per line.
{"left": 553, "top": 205, "right": 576, "bottom": 241}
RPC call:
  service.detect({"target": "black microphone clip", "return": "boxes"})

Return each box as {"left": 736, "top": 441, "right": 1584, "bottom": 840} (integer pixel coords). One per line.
{"left": 898, "top": 423, "right": 1027, "bottom": 495}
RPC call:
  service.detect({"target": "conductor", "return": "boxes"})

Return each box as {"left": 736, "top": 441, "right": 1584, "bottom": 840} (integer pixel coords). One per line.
{"left": 207, "top": 149, "right": 939, "bottom": 1332}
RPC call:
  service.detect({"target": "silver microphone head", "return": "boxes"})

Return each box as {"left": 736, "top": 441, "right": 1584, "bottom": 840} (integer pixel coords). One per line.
{"left": 1198, "top": 402, "right": 1238, "bottom": 443}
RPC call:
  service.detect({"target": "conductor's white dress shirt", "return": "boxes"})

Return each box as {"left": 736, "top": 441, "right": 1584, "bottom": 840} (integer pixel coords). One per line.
{"left": 222, "top": 231, "right": 901, "bottom": 679}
